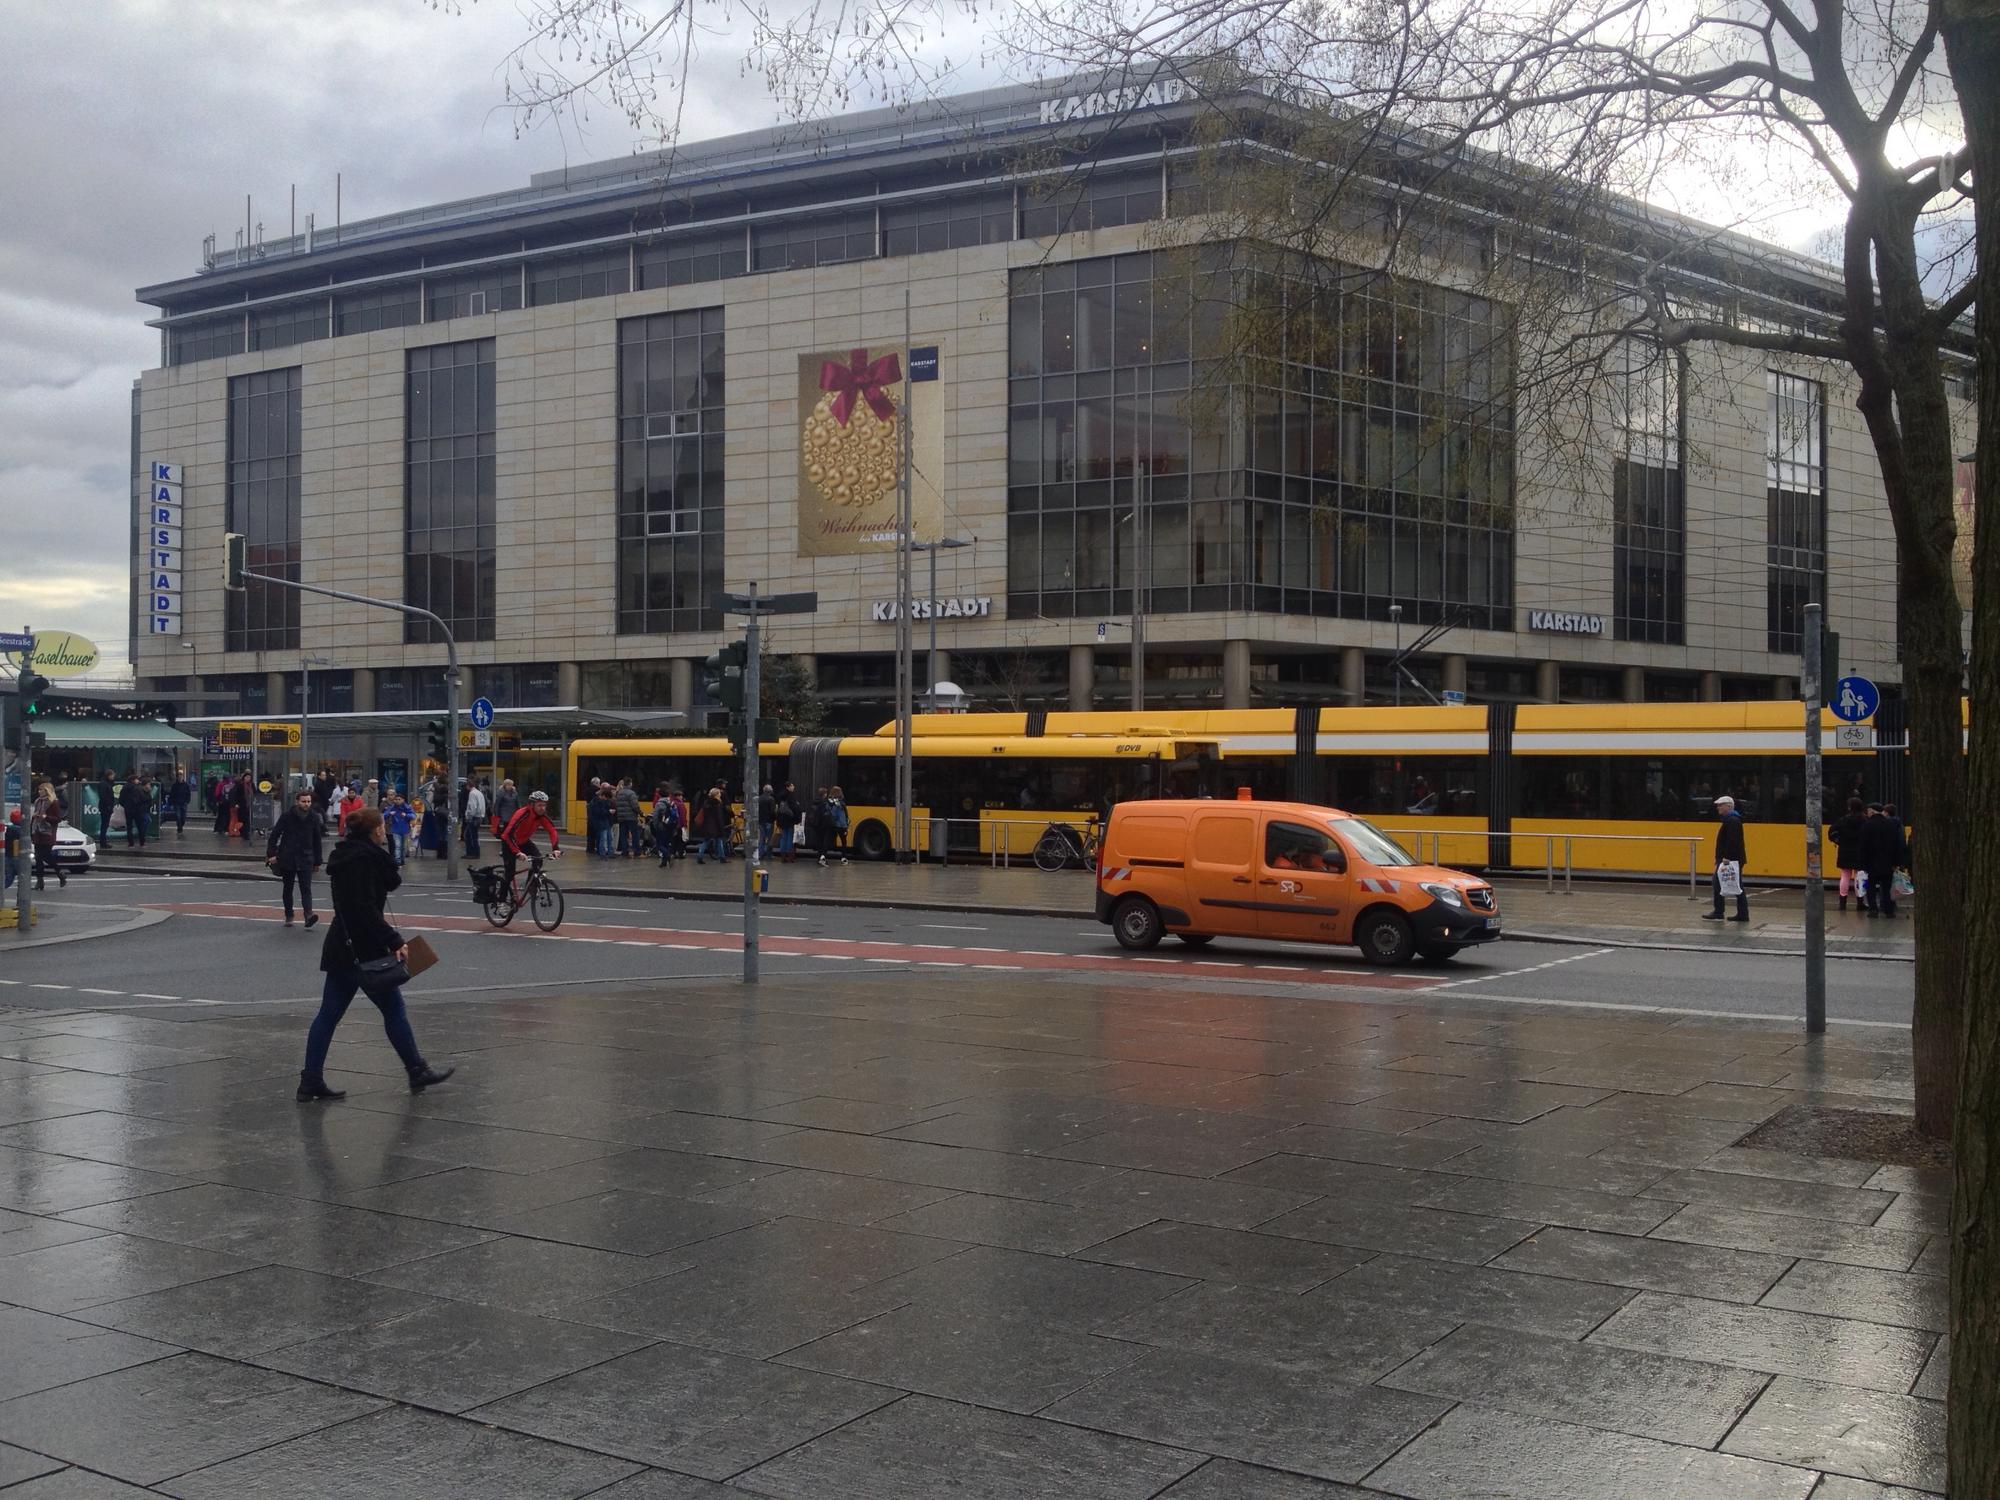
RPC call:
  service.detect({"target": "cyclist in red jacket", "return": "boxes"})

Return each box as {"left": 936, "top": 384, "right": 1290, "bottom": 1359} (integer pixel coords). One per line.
{"left": 499, "top": 790, "right": 562, "bottom": 889}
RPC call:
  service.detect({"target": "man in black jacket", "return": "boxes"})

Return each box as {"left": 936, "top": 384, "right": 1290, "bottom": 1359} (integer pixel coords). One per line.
{"left": 267, "top": 788, "right": 325, "bottom": 927}
{"left": 119, "top": 775, "right": 153, "bottom": 849}
{"left": 1703, "top": 794, "right": 1750, "bottom": 922}
{"left": 1858, "top": 803, "right": 1907, "bottom": 918}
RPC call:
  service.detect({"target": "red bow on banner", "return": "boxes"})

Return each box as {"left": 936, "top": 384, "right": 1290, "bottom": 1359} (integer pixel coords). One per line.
{"left": 819, "top": 348, "right": 902, "bottom": 426}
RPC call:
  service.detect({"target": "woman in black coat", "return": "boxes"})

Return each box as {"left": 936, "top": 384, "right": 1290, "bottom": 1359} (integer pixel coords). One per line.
{"left": 297, "top": 806, "right": 453, "bottom": 1102}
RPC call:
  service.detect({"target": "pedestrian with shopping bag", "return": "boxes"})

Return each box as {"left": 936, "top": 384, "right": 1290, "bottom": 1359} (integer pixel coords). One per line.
{"left": 297, "top": 806, "right": 452, "bottom": 1102}
{"left": 1703, "top": 793, "right": 1749, "bottom": 922}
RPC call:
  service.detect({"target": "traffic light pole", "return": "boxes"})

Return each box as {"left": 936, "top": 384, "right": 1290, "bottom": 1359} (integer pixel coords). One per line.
{"left": 227, "top": 557, "right": 460, "bottom": 882}
{"left": 13, "top": 631, "right": 35, "bottom": 937}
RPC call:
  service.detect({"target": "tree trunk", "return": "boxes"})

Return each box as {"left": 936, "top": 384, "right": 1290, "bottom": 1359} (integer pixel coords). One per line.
{"left": 1941, "top": 1, "right": 2000, "bottom": 1489}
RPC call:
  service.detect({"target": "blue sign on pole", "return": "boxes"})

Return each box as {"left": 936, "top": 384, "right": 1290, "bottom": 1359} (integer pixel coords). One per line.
{"left": 468, "top": 697, "right": 495, "bottom": 730}
{"left": 0, "top": 632, "right": 34, "bottom": 652}
{"left": 1831, "top": 676, "right": 1879, "bottom": 722}
{"left": 908, "top": 346, "right": 940, "bottom": 382}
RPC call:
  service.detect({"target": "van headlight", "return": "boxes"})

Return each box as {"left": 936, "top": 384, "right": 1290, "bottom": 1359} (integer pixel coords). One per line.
{"left": 1420, "top": 882, "right": 1464, "bottom": 907}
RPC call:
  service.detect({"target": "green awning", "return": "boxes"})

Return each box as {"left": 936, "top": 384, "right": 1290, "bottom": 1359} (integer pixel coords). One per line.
{"left": 39, "top": 720, "right": 198, "bottom": 749}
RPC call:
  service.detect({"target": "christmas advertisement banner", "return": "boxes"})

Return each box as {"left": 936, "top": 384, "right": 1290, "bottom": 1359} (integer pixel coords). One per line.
{"left": 796, "top": 344, "right": 943, "bottom": 557}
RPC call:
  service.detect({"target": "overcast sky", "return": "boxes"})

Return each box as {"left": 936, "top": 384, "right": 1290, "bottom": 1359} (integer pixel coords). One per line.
{"left": 0, "top": 0, "right": 834, "bottom": 678}
{"left": 0, "top": 0, "right": 1873, "bottom": 685}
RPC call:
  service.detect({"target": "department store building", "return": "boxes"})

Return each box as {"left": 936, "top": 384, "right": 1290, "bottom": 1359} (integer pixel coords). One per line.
{"left": 130, "top": 72, "right": 1916, "bottom": 739}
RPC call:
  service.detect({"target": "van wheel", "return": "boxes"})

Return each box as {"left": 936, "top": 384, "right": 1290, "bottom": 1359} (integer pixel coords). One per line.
{"left": 1113, "top": 896, "right": 1164, "bottom": 950}
{"left": 1176, "top": 933, "right": 1214, "bottom": 948}
{"left": 1356, "top": 909, "right": 1416, "bottom": 966}
{"left": 852, "top": 820, "right": 891, "bottom": 860}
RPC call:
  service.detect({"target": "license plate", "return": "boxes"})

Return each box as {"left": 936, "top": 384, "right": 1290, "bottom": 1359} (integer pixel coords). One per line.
{"left": 1484, "top": 917, "right": 1502, "bottom": 930}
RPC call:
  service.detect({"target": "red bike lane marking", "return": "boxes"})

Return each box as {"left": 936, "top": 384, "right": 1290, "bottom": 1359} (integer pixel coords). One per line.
{"left": 142, "top": 902, "right": 1443, "bottom": 991}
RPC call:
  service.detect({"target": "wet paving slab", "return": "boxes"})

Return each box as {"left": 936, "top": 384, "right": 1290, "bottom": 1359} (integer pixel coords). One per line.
{"left": 0, "top": 971, "right": 1953, "bottom": 1496}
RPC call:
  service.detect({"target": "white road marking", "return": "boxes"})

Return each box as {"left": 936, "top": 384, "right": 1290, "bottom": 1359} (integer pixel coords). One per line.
{"left": 1430, "top": 947, "right": 1615, "bottom": 991}
{"left": 78, "top": 988, "right": 124, "bottom": 996}
{"left": 29, "top": 984, "right": 69, "bottom": 990}
{"left": 572, "top": 905, "right": 652, "bottom": 914}
{"left": 921, "top": 923, "right": 988, "bottom": 931}
{"left": 134, "top": 993, "right": 182, "bottom": 1000}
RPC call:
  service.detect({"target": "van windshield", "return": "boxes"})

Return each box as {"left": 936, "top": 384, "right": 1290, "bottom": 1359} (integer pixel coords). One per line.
{"left": 1330, "top": 817, "right": 1417, "bottom": 867}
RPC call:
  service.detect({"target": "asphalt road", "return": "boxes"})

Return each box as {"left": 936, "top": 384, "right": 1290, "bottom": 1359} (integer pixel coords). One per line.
{"left": 0, "top": 869, "right": 1914, "bottom": 1030}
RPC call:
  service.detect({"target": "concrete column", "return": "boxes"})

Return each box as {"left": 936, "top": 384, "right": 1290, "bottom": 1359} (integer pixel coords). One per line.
{"left": 669, "top": 657, "right": 695, "bottom": 712}
{"left": 1068, "top": 644, "right": 1095, "bottom": 711}
{"left": 557, "top": 661, "right": 581, "bottom": 707}
{"left": 1771, "top": 674, "right": 1797, "bottom": 700}
{"left": 929, "top": 650, "right": 952, "bottom": 692}
{"left": 1339, "top": 645, "right": 1366, "bottom": 705}
{"left": 1535, "top": 660, "right": 1560, "bottom": 702}
{"left": 265, "top": 670, "right": 289, "bottom": 716}
{"left": 1441, "top": 654, "right": 1468, "bottom": 699}
{"left": 454, "top": 669, "right": 473, "bottom": 711}
{"left": 351, "top": 668, "right": 376, "bottom": 713}
{"left": 1699, "top": 670, "right": 1723, "bottom": 702}
{"left": 1622, "top": 665, "right": 1645, "bottom": 703}
{"left": 1222, "top": 640, "right": 1252, "bottom": 709}
{"left": 794, "top": 653, "right": 818, "bottom": 690}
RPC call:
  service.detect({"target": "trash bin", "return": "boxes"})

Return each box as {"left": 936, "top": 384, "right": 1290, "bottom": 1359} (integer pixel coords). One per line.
{"left": 929, "top": 816, "right": 949, "bottom": 865}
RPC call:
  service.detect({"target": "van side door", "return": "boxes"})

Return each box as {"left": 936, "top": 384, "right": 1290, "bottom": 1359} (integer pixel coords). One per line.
{"left": 1255, "top": 815, "right": 1354, "bottom": 945}
{"left": 1186, "top": 809, "right": 1258, "bottom": 936}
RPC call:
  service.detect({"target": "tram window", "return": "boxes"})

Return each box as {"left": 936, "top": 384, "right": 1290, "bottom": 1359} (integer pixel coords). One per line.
{"left": 1519, "top": 756, "right": 1807, "bottom": 822}
{"left": 1327, "top": 758, "right": 1483, "bottom": 815}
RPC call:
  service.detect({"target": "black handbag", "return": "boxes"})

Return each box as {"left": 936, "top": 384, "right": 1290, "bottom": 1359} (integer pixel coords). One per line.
{"left": 357, "top": 952, "right": 410, "bottom": 991}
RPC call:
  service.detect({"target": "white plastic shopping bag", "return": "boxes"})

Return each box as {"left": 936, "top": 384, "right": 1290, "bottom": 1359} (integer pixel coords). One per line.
{"left": 1716, "top": 860, "right": 1743, "bottom": 898}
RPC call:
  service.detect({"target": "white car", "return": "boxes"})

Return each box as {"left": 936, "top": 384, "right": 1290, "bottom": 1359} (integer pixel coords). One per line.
{"left": 50, "top": 821, "right": 97, "bottom": 870}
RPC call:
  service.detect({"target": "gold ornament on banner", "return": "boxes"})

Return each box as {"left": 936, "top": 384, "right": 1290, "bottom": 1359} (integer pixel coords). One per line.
{"left": 803, "top": 349, "right": 902, "bottom": 509}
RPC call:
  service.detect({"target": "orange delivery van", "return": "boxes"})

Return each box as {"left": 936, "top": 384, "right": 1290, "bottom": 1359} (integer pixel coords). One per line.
{"left": 1094, "top": 797, "right": 1501, "bottom": 965}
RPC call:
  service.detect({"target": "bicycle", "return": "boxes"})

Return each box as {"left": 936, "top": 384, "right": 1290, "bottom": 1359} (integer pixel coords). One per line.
{"left": 475, "top": 853, "right": 565, "bottom": 932}
{"left": 1033, "top": 819, "right": 1101, "bottom": 872}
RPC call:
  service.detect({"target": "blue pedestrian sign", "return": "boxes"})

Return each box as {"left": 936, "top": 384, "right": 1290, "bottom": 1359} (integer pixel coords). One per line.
{"left": 1831, "top": 676, "right": 1879, "bottom": 722}
{"left": 468, "top": 697, "right": 495, "bottom": 730}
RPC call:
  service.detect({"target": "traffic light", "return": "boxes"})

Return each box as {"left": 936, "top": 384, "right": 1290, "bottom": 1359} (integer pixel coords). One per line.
{"left": 425, "top": 719, "right": 448, "bottom": 763}
{"left": 223, "top": 533, "right": 246, "bottom": 591}
{"left": 17, "top": 670, "right": 48, "bottom": 719}
{"left": 703, "top": 641, "right": 748, "bottom": 715}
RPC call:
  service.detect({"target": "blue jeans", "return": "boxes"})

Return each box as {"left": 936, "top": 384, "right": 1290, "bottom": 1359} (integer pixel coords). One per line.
{"left": 757, "top": 821, "right": 774, "bottom": 861}
{"left": 700, "top": 836, "right": 726, "bottom": 862}
{"left": 594, "top": 826, "right": 614, "bottom": 857}
{"left": 777, "top": 825, "right": 795, "bottom": 856}
{"left": 464, "top": 822, "right": 480, "bottom": 859}
{"left": 389, "top": 833, "right": 406, "bottom": 865}
{"left": 303, "top": 966, "right": 424, "bottom": 1077}
{"left": 618, "top": 822, "right": 639, "bottom": 855}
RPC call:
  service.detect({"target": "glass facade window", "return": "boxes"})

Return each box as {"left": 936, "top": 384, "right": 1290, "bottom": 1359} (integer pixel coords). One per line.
{"left": 290, "top": 670, "right": 355, "bottom": 715}
{"left": 617, "top": 308, "right": 725, "bottom": 634}
{"left": 882, "top": 192, "right": 1015, "bottom": 255}
{"left": 1767, "top": 370, "right": 1827, "bottom": 653}
{"left": 476, "top": 663, "right": 560, "bottom": 708}
{"left": 250, "top": 300, "right": 328, "bottom": 352}
{"left": 373, "top": 668, "right": 450, "bottom": 713}
{"left": 580, "top": 661, "right": 679, "bottom": 708}
{"left": 1021, "top": 169, "right": 1163, "bottom": 238}
{"left": 529, "top": 248, "right": 631, "bottom": 306}
{"left": 336, "top": 285, "right": 421, "bottom": 337}
{"left": 225, "top": 367, "right": 301, "bottom": 652}
{"left": 405, "top": 339, "right": 497, "bottom": 644}
{"left": 751, "top": 211, "right": 876, "bottom": 272}
{"left": 202, "top": 672, "right": 269, "bottom": 714}
{"left": 1612, "top": 339, "right": 1684, "bottom": 644}
{"left": 168, "top": 314, "right": 246, "bottom": 366}
{"left": 426, "top": 269, "right": 523, "bottom": 322}
{"left": 636, "top": 231, "right": 745, "bottom": 289}
{"left": 1005, "top": 248, "right": 1515, "bottom": 626}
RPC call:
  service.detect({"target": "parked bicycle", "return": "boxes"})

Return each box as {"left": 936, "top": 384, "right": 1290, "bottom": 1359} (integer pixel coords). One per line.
{"left": 473, "top": 853, "right": 565, "bottom": 932}
{"left": 1033, "top": 818, "right": 1101, "bottom": 872}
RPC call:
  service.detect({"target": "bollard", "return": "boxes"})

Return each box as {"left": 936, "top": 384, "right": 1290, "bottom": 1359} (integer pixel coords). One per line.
{"left": 1564, "top": 838, "right": 1573, "bottom": 895}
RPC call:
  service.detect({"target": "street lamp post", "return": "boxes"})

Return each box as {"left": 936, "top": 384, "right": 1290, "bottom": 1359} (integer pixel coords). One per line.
{"left": 911, "top": 538, "right": 971, "bottom": 698}
{"left": 299, "top": 653, "right": 329, "bottom": 792}
{"left": 1130, "top": 460, "right": 1149, "bottom": 713}
{"left": 1389, "top": 604, "right": 1403, "bottom": 707}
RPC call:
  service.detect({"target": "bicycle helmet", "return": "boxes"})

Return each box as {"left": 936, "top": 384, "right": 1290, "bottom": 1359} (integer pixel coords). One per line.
{"left": 529, "top": 791, "right": 549, "bottom": 803}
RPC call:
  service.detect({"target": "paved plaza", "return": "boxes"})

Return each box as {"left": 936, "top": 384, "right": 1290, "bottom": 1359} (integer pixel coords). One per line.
{"left": 0, "top": 956, "right": 1951, "bottom": 1497}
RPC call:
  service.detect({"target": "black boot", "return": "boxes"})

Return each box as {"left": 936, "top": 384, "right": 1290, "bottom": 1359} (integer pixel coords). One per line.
{"left": 408, "top": 1064, "right": 455, "bottom": 1093}
{"left": 296, "top": 1072, "right": 346, "bottom": 1102}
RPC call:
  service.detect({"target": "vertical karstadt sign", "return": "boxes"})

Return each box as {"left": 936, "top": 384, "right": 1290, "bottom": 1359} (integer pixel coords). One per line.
{"left": 145, "top": 460, "right": 182, "bottom": 636}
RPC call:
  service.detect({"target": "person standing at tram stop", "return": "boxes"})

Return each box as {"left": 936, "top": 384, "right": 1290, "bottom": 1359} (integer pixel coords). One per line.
{"left": 167, "top": 768, "right": 191, "bottom": 834}
{"left": 1703, "top": 794, "right": 1750, "bottom": 923}
{"left": 266, "top": 787, "right": 324, "bottom": 929}
{"left": 297, "top": 805, "right": 454, "bottom": 1103}
{"left": 1858, "top": 802, "right": 1908, "bottom": 919}
{"left": 1829, "top": 797, "right": 1869, "bottom": 912}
